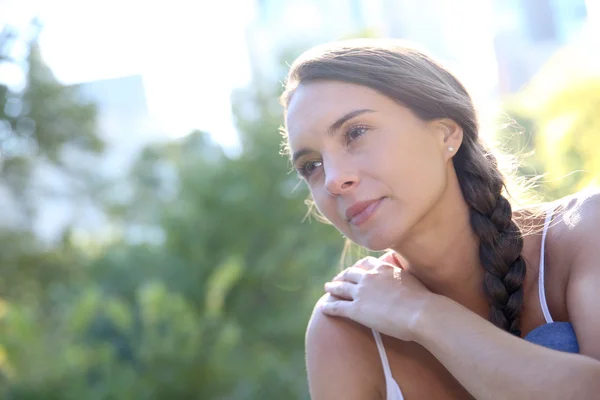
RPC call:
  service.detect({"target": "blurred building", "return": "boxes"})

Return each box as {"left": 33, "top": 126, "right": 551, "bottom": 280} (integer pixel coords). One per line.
{"left": 246, "top": 0, "right": 592, "bottom": 99}
{"left": 1, "top": 9, "right": 165, "bottom": 241}
{"left": 36, "top": 74, "right": 164, "bottom": 241}
{"left": 246, "top": 0, "right": 500, "bottom": 103}
{"left": 28, "top": 75, "right": 164, "bottom": 242}
{"left": 493, "top": 0, "right": 589, "bottom": 94}
{"left": 75, "top": 75, "right": 164, "bottom": 178}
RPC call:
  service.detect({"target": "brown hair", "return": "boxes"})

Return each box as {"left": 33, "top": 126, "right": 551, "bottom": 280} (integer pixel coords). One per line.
{"left": 280, "top": 39, "right": 534, "bottom": 336}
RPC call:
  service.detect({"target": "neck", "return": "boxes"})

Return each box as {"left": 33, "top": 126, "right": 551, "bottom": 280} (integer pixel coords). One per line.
{"left": 391, "top": 168, "right": 489, "bottom": 318}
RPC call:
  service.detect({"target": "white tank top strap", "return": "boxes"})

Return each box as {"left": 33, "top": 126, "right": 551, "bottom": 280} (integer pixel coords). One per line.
{"left": 372, "top": 329, "right": 393, "bottom": 378}
{"left": 371, "top": 329, "right": 404, "bottom": 400}
{"left": 538, "top": 204, "right": 558, "bottom": 324}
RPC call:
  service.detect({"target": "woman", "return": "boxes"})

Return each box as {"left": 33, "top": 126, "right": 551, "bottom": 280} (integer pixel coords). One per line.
{"left": 279, "top": 39, "right": 600, "bottom": 399}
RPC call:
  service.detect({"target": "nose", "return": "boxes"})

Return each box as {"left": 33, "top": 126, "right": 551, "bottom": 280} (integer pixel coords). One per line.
{"left": 324, "top": 160, "right": 359, "bottom": 196}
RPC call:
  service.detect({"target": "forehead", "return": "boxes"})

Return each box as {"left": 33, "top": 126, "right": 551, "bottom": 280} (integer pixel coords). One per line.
{"left": 285, "top": 81, "right": 388, "bottom": 148}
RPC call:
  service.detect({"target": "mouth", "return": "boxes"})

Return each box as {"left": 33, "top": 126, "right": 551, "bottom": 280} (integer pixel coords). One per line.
{"left": 345, "top": 197, "right": 386, "bottom": 226}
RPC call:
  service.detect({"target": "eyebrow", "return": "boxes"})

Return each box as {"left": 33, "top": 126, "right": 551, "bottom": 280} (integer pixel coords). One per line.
{"left": 326, "top": 108, "right": 375, "bottom": 136}
{"left": 291, "top": 108, "right": 375, "bottom": 164}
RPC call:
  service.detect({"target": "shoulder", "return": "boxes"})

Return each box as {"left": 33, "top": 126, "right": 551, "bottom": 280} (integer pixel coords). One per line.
{"left": 307, "top": 295, "right": 474, "bottom": 399}
{"left": 305, "top": 294, "right": 384, "bottom": 399}
{"left": 516, "top": 189, "right": 599, "bottom": 250}
{"left": 540, "top": 189, "right": 600, "bottom": 288}
{"left": 552, "top": 189, "right": 600, "bottom": 259}
{"left": 516, "top": 191, "right": 597, "bottom": 322}
{"left": 552, "top": 189, "right": 600, "bottom": 359}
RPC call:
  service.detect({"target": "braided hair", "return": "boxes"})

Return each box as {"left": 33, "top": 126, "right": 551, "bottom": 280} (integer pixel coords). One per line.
{"left": 281, "top": 39, "right": 526, "bottom": 336}
{"left": 453, "top": 137, "right": 526, "bottom": 335}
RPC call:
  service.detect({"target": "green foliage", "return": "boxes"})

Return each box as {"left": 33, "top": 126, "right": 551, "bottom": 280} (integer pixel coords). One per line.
{"left": 1, "top": 38, "right": 344, "bottom": 398}
{"left": 0, "top": 26, "right": 103, "bottom": 302}
{"left": 1, "top": 24, "right": 104, "bottom": 223}
{"left": 501, "top": 58, "right": 600, "bottom": 199}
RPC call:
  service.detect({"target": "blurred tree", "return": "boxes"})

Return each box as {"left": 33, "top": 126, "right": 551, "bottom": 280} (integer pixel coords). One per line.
{"left": 501, "top": 50, "right": 600, "bottom": 200}
{"left": 0, "top": 21, "right": 104, "bottom": 385}
{"left": 0, "top": 21, "right": 104, "bottom": 298}
{"left": 1, "top": 40, "right": 344, "bottom": 398}
{"left": 0, "top": 21, "right": 104, "bottom": 227}
{"left": 527, "top": 78, "right": 600, "bottom": 197}
{"left": 86, "top": 76, "right": 344, "bottom": 397}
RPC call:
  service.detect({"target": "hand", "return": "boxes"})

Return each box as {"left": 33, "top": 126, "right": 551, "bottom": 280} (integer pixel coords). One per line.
{"left": 320, "top": 252, "right": 434, "bottom": 342}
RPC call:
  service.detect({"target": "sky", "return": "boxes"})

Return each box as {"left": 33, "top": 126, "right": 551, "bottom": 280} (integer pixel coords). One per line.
{"left": 3, "top": 0, "right": 598, "bottom": 150}
{"left": 0, "top": 0, "right": 505, "bottom": 140}
{"left": 1, "top": 0, "right": 255, "bottom": 148}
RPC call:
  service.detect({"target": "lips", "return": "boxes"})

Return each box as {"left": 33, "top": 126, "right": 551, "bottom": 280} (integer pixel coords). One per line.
{"left": 345, "top": 197, "right": 385, "bottom": 225}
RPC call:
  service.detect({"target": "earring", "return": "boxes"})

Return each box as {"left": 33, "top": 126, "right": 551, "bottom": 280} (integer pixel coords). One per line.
{"left": 448, "top": 146, "right": 454, "bottom": 152}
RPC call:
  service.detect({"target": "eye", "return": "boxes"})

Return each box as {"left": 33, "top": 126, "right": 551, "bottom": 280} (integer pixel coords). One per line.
{"left": 298, "top": 160, "right": 323, "bottom": 179}
{"left": 345, "top": 125, "right": 369, "bottom": 143}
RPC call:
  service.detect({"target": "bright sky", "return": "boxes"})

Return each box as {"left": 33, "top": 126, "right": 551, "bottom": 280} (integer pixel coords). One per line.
{"left": 4, "top": 0, "right": 596, "bottom": 153}
{"left": 1, "top": 0, "right": 255, "bottom": 148}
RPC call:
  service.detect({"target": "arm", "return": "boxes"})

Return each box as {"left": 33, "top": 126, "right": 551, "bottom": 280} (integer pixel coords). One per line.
{"left": 416, "top": 295, "right": 600, "bottom": 400}
{"left": 306, "top": 294, "right": 383, "bottom": 400}
{"left": 414, "top": 196, "right": 600, "bottom": 400}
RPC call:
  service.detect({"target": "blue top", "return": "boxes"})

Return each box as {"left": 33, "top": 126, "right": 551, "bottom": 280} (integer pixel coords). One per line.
{"left": 524, "top": 322, "right": 579, "bottom": 353}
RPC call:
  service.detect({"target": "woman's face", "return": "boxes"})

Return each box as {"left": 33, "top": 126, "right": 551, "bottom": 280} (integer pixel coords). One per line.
{"left": 286, "top": 81, "right": 456, "bottom": 251}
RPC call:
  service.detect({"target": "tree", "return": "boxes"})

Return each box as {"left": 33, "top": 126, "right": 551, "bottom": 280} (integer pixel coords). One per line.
{"left": 0, "top": 21, "right": 105, "bottom": 300}
{"left": 0, "top": 21, "right": 104, "bottom": 228}
{"left": 0, "top": 22, "right": 105, "bottom": 384}
{"left": 501, "top": 48, "right": 600, "bottom": 200}
{"left": 0, "top": 40, "right": 345, "bottom": 398}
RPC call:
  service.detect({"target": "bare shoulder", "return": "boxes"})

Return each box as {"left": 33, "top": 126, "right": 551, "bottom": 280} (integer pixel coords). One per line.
{"left": 554, "top": 189, "right": 600, "bottom": 359}
{"left": 541, "top": 189, "right": 600, "bottom": 319}
{"left": 507, "top": 190, "right": 600, "bottom": 326}
{"left": 555, "top": 189, "right": 600, "bottom": 279}
{"left": 541, "top": 189, "right": 600, "bottom": 263}
{"left": 556, "top": 189, "right": 600, "bottom": 245}
{"left": 515, "top": 189, "right": 599, "bottom": 246}
{"left": 307, "top": 295, "right": 475, "bottom": 399}
{"left": 305, "top": 294, "right": 384, "bottom": 400}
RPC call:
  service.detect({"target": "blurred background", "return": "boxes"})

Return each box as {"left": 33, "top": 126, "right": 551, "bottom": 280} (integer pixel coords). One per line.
{"left": 0, "top": 0, "right": 599, "bottom": 398}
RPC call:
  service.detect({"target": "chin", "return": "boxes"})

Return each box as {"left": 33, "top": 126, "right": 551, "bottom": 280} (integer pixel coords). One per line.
{"left": 351, "top": 230, "right": 397, "bottom": 252}
{"left": 351, "top": 219, "right": 411, "bottom": 252}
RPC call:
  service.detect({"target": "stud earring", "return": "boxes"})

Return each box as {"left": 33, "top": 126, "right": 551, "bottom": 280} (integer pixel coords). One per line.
{"left": 448, "top": 146, "right": 454, "bottom": 152}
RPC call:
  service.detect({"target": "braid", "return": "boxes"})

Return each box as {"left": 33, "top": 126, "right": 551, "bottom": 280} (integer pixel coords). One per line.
{"left": 453, "top": 139, "right": 526, "bottom": 336}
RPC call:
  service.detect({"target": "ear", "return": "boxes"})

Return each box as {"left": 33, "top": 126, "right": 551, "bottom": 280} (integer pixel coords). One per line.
{"left": 431, "top": 118, "right": 463, "bottom": 161}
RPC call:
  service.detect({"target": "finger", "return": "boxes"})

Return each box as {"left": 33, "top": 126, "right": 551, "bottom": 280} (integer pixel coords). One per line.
{"left": 379, "top": 250, "right": 396, "bottom": 264}
{"left": 319, "top": 299, "right": 353, "bottom": 318}
{"left": 354, "top": 256, "right": 379, "bottom": 271}
{"left": 324, "top": 281, "right": 356, "bottom": 300}
{"left": 379, "top": 250, "right": 404, "bottom": 269}
{"left": 321, "top": 293, "right": 342, "bottom": 303}
{"left": 332, "top": 267, "right": 365, "bottom": 283}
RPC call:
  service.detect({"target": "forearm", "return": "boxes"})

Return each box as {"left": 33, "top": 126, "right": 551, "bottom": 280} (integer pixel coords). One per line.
{"left": 414, "top": 295, "right": 600, "bottom": 400}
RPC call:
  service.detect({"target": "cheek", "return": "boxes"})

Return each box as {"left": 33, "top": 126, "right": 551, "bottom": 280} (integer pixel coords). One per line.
{"left": 309, "top": 186, "right": 334, "bottom": 218}
{"left": 309, "top": 187, "right": 350, "bottom": 230}
{"left": 381, "top": 140, "right": 447, "bottom": 202}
